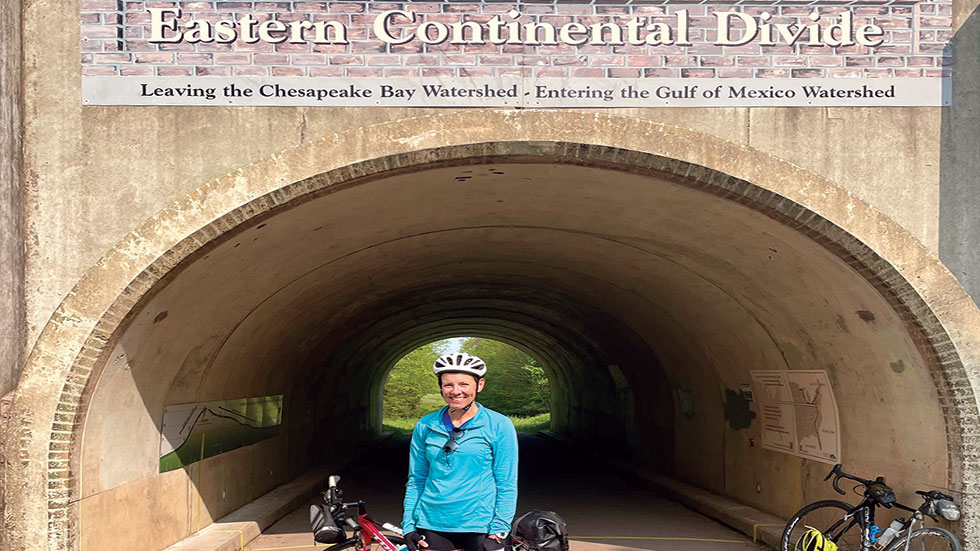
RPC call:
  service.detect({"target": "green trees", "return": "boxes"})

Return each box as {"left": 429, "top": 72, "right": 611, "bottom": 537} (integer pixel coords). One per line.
{"left": 459, "top": 338, "right": 550, "bottom": 416}
{"left": 382, "top": 338, "right": 551, "bottom": 420}
{"left": 381, "top": 341, "right": 446, "bottom": 418}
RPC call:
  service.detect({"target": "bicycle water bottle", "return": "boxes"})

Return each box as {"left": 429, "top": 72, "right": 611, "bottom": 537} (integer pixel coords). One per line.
{"left": 874, "top": 518, "right": 905, "bottom": 549}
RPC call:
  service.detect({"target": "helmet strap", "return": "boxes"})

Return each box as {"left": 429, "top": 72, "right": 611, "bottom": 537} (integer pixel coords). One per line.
{"left": 448, "top": 399, "right": 476, "bottom": 417}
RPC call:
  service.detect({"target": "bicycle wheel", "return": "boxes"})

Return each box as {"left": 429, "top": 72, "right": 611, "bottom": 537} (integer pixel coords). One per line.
{"left": 782, "top": 500, "right": 866, "bottom": 551}
{"left": 325, "top": 535, "right": 406, "bottom": 551}
{"left": 883, "top": 527, "right": 961, "bottom": 551}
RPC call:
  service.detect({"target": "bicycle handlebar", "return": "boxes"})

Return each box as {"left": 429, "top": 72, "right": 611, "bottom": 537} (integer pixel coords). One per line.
{"left": 825, "top": 465, "right": 925, "bottom": 513}
{"left": 825, "top": 464, "right": 872, "bottom": 496}
{"left": 824, "top": 465, "right": 961, "bottom": 520}
{"left": 916, "top": 489, "right": 954, "bottom": 501}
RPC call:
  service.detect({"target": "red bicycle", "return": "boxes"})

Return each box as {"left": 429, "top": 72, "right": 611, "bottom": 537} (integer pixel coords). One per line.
{"left": 313, "top": 475, "right": 407, "bottom": 551}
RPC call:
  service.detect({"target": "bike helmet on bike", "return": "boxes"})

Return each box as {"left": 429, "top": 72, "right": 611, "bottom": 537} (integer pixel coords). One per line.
{"left": 433, "top": 353, "right": 487, "bottom": 378}
{"left": 799, "top": 527, "right": 837, "bottom": 551}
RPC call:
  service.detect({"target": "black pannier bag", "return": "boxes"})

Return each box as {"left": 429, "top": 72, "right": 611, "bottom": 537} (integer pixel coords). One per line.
{"left": 309, "top": 503, "right": 346, "bottom": 544}
{"left": 510, "top": 510, "right": 569, "bottom": 551}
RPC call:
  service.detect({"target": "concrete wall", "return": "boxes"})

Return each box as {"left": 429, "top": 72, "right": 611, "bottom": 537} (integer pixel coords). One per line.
{"left": 940, "top": 0, "right": 980, "bottom": 303}
{"left": 1, "top": 0, "right": 24, "bottom": 401}
{"left": 24, "top": 101, "right": 946, "bottom": 355}
{"left": 78, "top": 436, "right": 287, "bottom": 551}
{"left": 0, "top": 0, "right": 24, "bottom": 545}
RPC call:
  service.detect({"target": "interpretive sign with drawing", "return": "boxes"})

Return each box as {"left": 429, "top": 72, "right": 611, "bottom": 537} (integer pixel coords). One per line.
{"left": 750, "top": 370, "right": 842, "bottom": 464}
{"left": 159, "top": 395, "right": 284, "bottom": 472}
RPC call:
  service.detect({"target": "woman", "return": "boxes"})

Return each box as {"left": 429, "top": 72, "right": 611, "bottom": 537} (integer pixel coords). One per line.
{"left": 402, "top": 353, "right": 519, "bottom": 551}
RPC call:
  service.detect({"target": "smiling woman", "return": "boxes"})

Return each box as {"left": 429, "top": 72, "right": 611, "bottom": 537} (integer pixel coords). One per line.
{"left": 400, "top": 351, "right": 519, "bottom": 551}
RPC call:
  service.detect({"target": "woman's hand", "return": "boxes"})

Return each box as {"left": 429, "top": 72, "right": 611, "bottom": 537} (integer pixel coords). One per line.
{"left": 404, "top": 531, "right": 428, "bottom": 551}
{"left": 482, "top": 533, "right": 508, "bottom": 551}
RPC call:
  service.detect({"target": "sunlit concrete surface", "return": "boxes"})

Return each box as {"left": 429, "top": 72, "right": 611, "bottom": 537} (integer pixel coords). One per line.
{"left": 244, "top": 436, "right": 764, "bottom": 551}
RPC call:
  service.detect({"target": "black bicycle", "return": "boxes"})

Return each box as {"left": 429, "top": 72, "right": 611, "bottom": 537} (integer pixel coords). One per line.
{"left": 781, "top": 464, "right": 962, "bottom": 551}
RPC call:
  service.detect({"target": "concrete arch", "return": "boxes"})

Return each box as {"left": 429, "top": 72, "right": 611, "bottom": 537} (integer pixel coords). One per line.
{"left": 3, "top": 110, "right": 980, "bottom": 551}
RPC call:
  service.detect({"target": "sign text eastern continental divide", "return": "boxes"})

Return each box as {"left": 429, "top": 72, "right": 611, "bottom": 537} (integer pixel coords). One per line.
{"left": 147, "top": 8, "right": 888, "bottom": 49}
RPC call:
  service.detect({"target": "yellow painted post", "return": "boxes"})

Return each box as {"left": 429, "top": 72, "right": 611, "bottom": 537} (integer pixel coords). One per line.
{"left": 197, "top": 432, "right": 206, "bottom": 532}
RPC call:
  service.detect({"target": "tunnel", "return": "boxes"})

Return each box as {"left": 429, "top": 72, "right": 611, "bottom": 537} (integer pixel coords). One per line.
{"left": 5, "top": 113, "right": 979, "bottom": 551}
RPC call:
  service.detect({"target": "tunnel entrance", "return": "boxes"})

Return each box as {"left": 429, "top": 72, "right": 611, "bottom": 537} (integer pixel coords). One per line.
{"left": 69, "top": 159, "right": 951, "bottom": 550}
{"left": 7, "top": 114, "right": 979, "bottom": 551}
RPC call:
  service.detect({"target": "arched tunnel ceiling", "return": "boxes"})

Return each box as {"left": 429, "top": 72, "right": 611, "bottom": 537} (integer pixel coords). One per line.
{"left": 85, "top": 161, "right": 946, "bottom": 506}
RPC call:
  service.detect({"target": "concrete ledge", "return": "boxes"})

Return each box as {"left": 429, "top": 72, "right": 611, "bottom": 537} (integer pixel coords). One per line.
{"left": 625, "top": 467, "right": 787, "bottom": 548}
{"left": 164, "top": 435, "right": 392, "bottom": 551}
{"left": 539, "top": 431, "right": 786, "bottom": 548}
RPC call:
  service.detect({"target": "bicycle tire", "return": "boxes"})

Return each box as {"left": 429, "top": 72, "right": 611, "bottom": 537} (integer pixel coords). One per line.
{"left": 325, "top": 535, "right": 407, "bottom": 551}
{"left": 882, "top": 527, "right": 962, "bottom": 551}
{"left": 781, "top": 500, "right": 865, "bottom": 551}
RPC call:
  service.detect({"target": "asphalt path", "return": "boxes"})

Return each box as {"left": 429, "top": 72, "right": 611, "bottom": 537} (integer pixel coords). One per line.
{"left": 245, "top": 434, "right": 764, "bottom": 551}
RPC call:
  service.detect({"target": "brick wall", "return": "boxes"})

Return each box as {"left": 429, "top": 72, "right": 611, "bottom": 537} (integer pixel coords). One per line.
{"left": 80, "top": 0, "right": 953, "bottom": 79}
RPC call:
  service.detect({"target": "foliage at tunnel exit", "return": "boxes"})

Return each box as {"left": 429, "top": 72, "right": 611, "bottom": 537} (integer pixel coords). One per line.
{"left": 382, "top": 338, "right": 551, "bottom": 420}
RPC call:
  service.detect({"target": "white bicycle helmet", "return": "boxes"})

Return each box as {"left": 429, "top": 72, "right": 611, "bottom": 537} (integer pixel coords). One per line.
{"left": 433, "top": 353, "right": 487, "bottom": 378}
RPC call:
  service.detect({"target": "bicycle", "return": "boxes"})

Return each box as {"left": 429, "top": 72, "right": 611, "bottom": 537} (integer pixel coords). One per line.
{"left": 781, "top": 464, "right": 962, "bottom": 551}
{"left": 312, "top": 474, "right": 408, "bottom": 551}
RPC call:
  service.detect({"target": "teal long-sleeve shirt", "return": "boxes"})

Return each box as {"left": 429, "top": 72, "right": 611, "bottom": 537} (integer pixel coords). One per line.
{"left": 402, "top": 404, "right": 519, "bottom": 535}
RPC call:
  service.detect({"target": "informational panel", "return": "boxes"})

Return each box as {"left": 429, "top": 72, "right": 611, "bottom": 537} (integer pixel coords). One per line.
{"left": 81, "top": 1, "right": 953, "bottom": 107}
{"left": 750, "top": 370, "right": 841, "bottom": 464}
{"left": 159, "top": 395, "right": 284, "bottom": 472}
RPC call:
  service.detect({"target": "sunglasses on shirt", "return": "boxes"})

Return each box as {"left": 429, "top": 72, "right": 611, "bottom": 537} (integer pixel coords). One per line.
{"left": 443, "top": 427, "right": 465, "bottom": 453}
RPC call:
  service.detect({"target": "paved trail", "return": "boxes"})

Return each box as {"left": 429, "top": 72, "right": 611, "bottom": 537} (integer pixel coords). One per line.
{"left": 245, "top": 434, "right": 764, "bottom": 551}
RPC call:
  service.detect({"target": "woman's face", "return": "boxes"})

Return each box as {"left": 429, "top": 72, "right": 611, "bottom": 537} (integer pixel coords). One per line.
{"left": 440, "top": 372, "right": 485, "bottom": 410}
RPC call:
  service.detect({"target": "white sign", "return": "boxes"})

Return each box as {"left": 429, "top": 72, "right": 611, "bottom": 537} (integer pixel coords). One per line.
{"left": 750, "top": 370, "right": 841, "bottom": 464}
{"left": 83, "top": 76, "right": 950, "bottom": 108}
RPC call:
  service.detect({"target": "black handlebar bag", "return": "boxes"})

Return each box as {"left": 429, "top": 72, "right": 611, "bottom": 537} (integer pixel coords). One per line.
{"left": 510, "top": 510, "right": 569, "bottom": 551}
{"left": 310, "top": 503, "right": 346, "bottom": 544}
